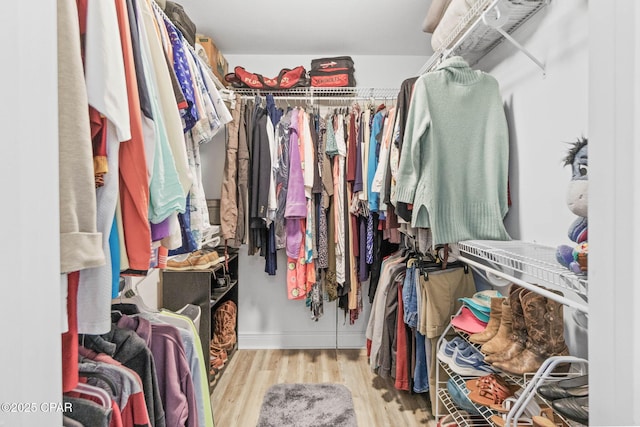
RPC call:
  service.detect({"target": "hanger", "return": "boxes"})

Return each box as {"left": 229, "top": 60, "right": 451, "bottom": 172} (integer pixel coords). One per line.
{"left": 400, "top": 233, "right": 415, "bottom": 257}
{"left": 68, "top": 383, "right": 111, "bottom": 409}
{"left": 78, "top": 371, "right": 118, "bottom": 396}
{"left": 416, "top": 244, "right": 468, "bottom": 280}
{"left": 111, "top": 277, "right": 158, "bottom": 313}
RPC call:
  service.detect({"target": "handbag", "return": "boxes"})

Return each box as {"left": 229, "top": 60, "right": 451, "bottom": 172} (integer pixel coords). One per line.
{"left": 224, "top": 65, "right": 309, "bottom": 90}
{"left": 309, "top": 56, "right": 356, "bottom": 87}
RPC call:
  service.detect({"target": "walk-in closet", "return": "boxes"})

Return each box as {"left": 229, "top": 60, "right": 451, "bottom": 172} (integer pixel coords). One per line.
{"left": 2, "top": 1, "right": 639, "bottom": 426}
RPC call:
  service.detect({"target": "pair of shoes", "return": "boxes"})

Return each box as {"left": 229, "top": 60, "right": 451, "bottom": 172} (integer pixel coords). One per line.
{"left": 469, "top": 296, "right": 505, "bottom": 344}
{"left": 209, "top": 340, "right": 228, "bottom": 375}
{"left": 531, "top": 407, "right": 564, "bottom": 427}
{"left": 211, "top": 300, "right": 237, "bottom": 351}
{"left": 537, "top": 374, "right": 588, "bottom": 400}
{"left": 437, "top": 411, "right": 471, "bottom": 427}
{"left": 437, "top": 337, "right": 470, "bottom": 365}
{"left": 552, "top": 396, "right": 588, "bottom": 425}
{"left": 447, "top": 378, "right": 480, "bottom": 415}
{"left": 489, "top": 393, "right": 562, "bottom": 427}
{"left": 482, "top": 285, "right": 570, "bottom": 376}
{"left": 209, "top": 342, "right": 227, "bottom": 375}
{"left": 210, "top": 343, "right": 228, "bottom": 363}
{"left": 166, "top": 249, "right": 220, "bottom": 271}
{"left": 465, "top": 374, "right": 517, "bottom": 407}
{"left": 488, "top": 388, "right": 544, "bottom": 426}
{"left": 448, "top": 345, "right": 495, "bottom": 377}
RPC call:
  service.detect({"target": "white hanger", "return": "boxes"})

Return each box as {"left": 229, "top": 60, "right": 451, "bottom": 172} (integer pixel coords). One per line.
{"left": 69, "top": 383, "right": 111, "bottom": 409}
{"left": 112, "top": 277, "right": 158, "bottom": 313}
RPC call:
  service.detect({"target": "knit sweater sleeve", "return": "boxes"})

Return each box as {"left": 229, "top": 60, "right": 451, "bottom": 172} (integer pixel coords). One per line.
{"left": 395, "top": 76, "right": 430, "bottom": 204}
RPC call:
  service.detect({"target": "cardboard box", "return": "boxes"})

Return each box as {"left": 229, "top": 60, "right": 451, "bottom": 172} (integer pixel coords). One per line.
{"left": 196, "top": 34, "right": 229, "bottom": 85}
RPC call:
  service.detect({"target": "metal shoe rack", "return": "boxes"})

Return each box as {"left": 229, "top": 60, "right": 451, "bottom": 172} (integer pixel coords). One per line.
{"left": 435, "top": 240, "right": 589, "bottom": 426}
{"left": 435, "top": 307, "right": 526, "bottom": 427}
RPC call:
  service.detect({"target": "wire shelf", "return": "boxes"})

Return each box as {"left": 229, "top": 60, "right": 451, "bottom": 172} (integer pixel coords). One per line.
{"left": 419, "top": 0, "right": 548, "bottom": 74}
{"left": 454, "top": 328, "right": 527, "bottom": 388}
{"left": 440, "top": 361, "right": 497, "bottom": 424}
{"left": 232, "top": 87, "right": 399, "bottom": 101}
{"left": 438, "top": 387, "right": 493, "bottom": 426}
{"left": 458, "top": 240, "right": 588, "bottom": 299}
{"left": 456, "top": 0, "right": 548, "bottom": 66}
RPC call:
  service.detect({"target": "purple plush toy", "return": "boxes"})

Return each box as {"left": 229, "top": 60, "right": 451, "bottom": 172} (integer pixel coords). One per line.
{"left": 556, "top": 138, "right": 588, "bottom": 273}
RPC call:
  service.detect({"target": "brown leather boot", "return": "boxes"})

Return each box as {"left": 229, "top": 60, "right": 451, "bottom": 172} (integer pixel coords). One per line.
{"left": 212, "top": 300, "right": 237, "bottom": 351}
{"left": 480, "top": 299, "right": 511, "bottom": 353}
{"left": 470, "top": 296, "right": 504, "bottom": 344}
{"left": 493, "top": 289, "right": 570, "bottom": 375}
{"left": 484, "top": 285, "right": 528, "bottom": 363}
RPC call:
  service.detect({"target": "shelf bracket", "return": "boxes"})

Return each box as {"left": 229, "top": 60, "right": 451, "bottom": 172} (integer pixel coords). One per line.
{"left": 482, "top": 0, "right": 546, "bottom": 75}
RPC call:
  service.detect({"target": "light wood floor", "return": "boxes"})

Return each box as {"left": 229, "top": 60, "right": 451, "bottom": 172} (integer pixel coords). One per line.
{"left": 210, "top": 349, "right": 437, "bottom": 427}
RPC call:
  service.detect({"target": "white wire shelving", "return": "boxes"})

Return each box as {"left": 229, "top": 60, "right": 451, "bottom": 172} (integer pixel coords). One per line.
{"left": 436, "top": 307, "right": 588, "bottom": 426}
{"left": 232, "top": 87, "right": 399, "bottom": 103}
{"left": 438, "top": 387, "right": 489, "bottom": 427}
{"left": 438, "top": 361, "right": 496, "bottom": 426}
{"left": 419, "top": 0, "right": 549, "bottom": 74}
{"left": 457, "top": 240, "right": 588, "bottom": 313}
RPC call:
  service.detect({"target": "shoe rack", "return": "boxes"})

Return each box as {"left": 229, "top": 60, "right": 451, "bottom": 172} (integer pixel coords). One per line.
{"left": 161, "top": 248, "right": 239, "bottom": 392}
{"left": 435, "top": 240, "right": 589, "bottom": 426}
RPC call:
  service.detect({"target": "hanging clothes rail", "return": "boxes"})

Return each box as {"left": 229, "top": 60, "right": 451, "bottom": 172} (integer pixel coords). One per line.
{"left": 232, "top": 87, "right": 399, "bottom": 103}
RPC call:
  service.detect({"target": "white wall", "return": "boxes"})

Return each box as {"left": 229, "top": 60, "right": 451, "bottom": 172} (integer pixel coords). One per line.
{"left": 476, "top": 2, "right": 640, "bottom": 425}
{"left": 589, "top": 1, "right": 640, "bottom": 425}
{"left": 238, "top": 248, "right": 371, "bottom": 349}
{"left": 476, "top": 0, "right": 589, "bottom": 247}
{"left": 475, "top": 0, "right": 590, "bottom": 358}
{"left": 200, "top": 53, "right": 427, "bottom": 349}
{"left": 0, "top": 2, "right": 62, "bottom": 426}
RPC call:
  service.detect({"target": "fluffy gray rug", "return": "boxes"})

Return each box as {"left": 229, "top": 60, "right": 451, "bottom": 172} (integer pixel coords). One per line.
{"left": 256, "top": 383, "right": 358, "bottom": 427}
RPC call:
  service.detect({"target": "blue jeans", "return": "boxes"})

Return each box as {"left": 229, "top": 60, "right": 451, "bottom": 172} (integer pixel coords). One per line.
{"left": 403, "top": 265, "right": 418, "bottom": 328}
{"left": 413, "top": 331, "right": 429, "bottom": 393}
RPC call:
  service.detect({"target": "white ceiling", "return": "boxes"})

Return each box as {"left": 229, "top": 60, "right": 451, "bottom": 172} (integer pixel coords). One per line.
{"left": 175, "top": 0, "right": 434, "bottom": 56}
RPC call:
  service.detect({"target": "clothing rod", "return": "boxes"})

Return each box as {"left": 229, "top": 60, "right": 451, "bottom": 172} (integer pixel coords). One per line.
{"left": 237, "top": 95, "right": 397, "bottom": 102}
{"left": 457, "top": 255, "right": 589, "bottom": 313}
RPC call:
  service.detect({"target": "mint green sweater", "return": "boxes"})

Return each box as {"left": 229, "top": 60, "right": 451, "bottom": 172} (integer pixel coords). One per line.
{"left": 395, "top": 56, "right": 510, "bottom": 244}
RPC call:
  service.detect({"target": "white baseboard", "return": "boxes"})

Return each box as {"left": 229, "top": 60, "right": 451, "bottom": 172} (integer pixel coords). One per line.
{"left": 239, "top": 331, "right": 366, "bottom": 349}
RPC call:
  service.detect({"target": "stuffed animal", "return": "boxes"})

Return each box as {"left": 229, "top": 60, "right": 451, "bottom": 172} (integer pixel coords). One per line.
{"left": 556, "top": 137, "right": 588, "bottom": 273}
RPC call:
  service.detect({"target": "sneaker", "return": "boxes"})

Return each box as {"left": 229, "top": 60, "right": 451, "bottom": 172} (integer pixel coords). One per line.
{"left": 437, "top": 337, "right": 471, "bottom": 365}
{"left": 449, "top": 346, "right": 495, "bottom": 377}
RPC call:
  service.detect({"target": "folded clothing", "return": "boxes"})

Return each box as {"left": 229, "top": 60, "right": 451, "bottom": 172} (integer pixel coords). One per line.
{"left": 423, "top": 0, "right": 454, "bottom": 33}
{"left": 431, "top": 0, "right": 474, "bottom": 51}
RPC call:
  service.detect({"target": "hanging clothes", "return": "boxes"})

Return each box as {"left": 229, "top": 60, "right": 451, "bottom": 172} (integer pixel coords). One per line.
{"left": 58, "top": 0, "right": 105, "bottom": 275}
{"left": 274, "top": 110, "right": 292, "bottom": 250}
{"left": 220, "top": 94, "right": 242, "bottom": 241}
{"left": 395, "top": 56, "right": 511, "bottom": 244}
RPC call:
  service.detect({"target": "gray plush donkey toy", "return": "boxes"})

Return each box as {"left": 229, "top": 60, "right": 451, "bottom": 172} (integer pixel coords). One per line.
{"left": 556, "top": 137, "right": 588, "bottom": 273}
